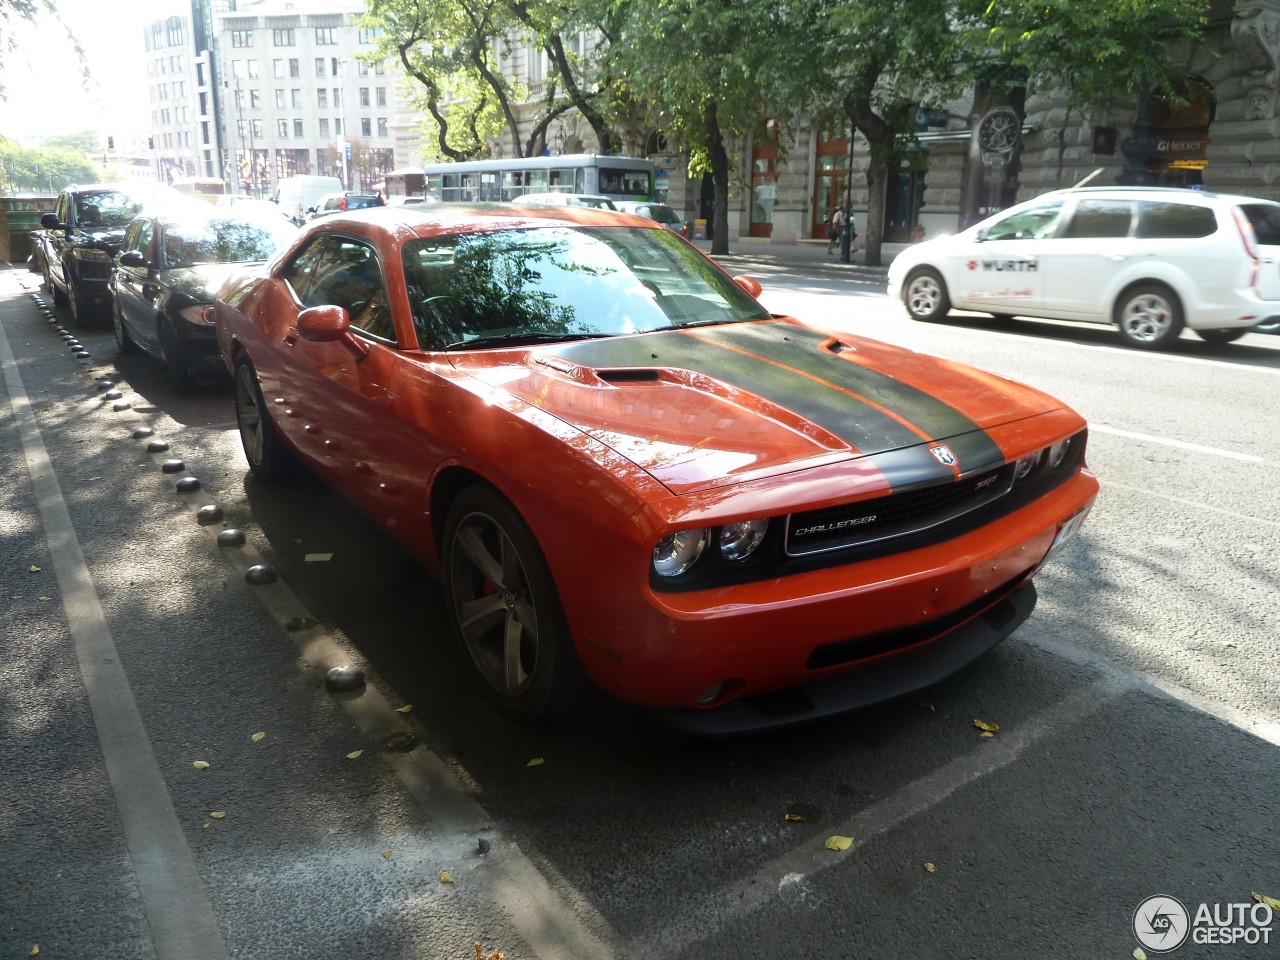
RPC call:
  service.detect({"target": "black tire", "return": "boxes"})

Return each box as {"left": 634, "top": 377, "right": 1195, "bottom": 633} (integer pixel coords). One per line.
{"left": 1254, "top": 318, "right": 1280, "bottom": 334}
{"left": 68, "top": 280, "right": 98, "bottom": 328}
{"left": 441, "top": 486, "right": 583, "bottom": 721}
{"left": 112, "top": 296, "right": 140, "bottom": 355}
{"left": 158, "top": 318, "right": 193, "bottom": 392}
{"left": 233, "top": 356, "right": 295, "bottom": 482}
{"left": 902, "top": 268, "right": 951, "bottom": 322}
{"left": 1114, "top": 283, "right": 1184, "bottom": 349}
{"left": 1194, "top": 327, "right": 1247, "bottom": 345}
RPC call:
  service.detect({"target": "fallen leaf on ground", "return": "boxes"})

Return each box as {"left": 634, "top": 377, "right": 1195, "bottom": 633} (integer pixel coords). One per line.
{"left": 28, "top": 565, "right": 40, "bottom": 573}
{"left": 382, "top": 849, "right": 392, "bottom": 859}
{"left": 920, "top": 701, "right": 935, "bottom": 712}
{"left": 346, "top": 750, "right": 363, "bottom": 760}
{"left": 825, "top": 835, "right": 854, "bottom": 852}
{"left": 192, "top": 760, "right": 210, "bottom": 770}
{"left": 251, "top": 732, "right": 265, "bottom": 743}
{"left": 304, "top": 553, "right": 333, "bottom": 562}
{"left": 201, "top": 823, "right": 210, "bottom": 830}
{"left": 439, "top": 871, "right": 454, "bottom": 883}
{"left": 527, "top": 757, "right": 544, "bottom": 767}
{"left": 1133, "top": 949, "right": 1147, "bottom": 960}
{"left": 37, "top": 596, "right": 50, "bottom": 602}
{"left": 208, "top": 811, "right": 225, "bottom": 820}
{"left": 973, "top": 718, "right": 1000, "bottom": 733}
{"left": 395, "top": 704, "right": 413, "bottom": 714}
{"left": 784, "top": 813, "right": 806, "bottom": 822}
{"left": 28, "top": 945, "right": 38, "bottom": 957}
{"left": 1253, "top": 891, "right": 1280, "bottom": 910}
{"left": 924, "top": 862, "right": 937, "bottom": 873}
{"left": 980, "top": 731, "right": 995, "bottom": 738}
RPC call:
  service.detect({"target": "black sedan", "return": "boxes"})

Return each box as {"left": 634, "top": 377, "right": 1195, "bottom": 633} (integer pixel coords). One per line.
{"left": 111, "top": 208, "right": 297, "bottom": 390}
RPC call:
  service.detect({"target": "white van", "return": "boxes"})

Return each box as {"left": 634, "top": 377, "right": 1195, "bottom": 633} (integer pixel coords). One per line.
{"left": 273, "top": 175, "right": 343, "bottom": 224}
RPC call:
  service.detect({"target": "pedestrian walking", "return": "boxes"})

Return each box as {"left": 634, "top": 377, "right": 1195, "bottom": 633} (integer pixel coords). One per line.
{"left": 827, "top": 204, "right": 847, "bottom": 255}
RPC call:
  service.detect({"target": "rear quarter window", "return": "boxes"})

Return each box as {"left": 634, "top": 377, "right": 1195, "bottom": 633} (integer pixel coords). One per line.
{"left": 1240, "top": 203, "right": 1280, "bottom": 245}
{"left": 1136, "top": 202, "right": 1217, "bottom": 239}
{"left": 1061, "top": 199, "right": 1133, "bottom": 238}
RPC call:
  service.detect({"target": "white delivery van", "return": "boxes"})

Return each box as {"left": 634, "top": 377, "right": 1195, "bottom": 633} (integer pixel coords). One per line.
{"left": 273, "top": 175, "right": 343, "bottom": 224}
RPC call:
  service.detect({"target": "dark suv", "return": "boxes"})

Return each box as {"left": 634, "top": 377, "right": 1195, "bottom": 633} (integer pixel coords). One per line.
{"left": 308, "top": 192, "right": 386, "bottom": 220}
{"left": 38, "top": 184, "right": 152, "bottom": 326}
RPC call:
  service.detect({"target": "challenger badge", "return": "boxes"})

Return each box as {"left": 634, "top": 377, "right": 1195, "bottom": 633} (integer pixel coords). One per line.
{"left": 929, "top": 444, "right": 958, "bottom": 467}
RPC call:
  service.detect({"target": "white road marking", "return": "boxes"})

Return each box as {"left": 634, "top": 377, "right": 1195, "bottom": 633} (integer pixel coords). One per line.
{"left": 0, "top": 300, "right": 231, "bottom": 960}
{"left": 1089, "top": 423, "right": 1277, "bottom": 466}
{"left": 1101, "top": 478, "right": 1280, "bottom": 530}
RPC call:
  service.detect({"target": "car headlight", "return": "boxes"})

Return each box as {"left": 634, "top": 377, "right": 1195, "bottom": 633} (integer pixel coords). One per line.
{"left": 73, "top": 247, "right": 112, "bottom": 262}
{"left": 718, "top": 519, "right": 768, "bottom": 561}
{"left": 1014, "top": 451, "right": 1042, "bottom": 481}
{"left": 652, "top": 528, "right": 710, "bottom": 578}
{"left": 178, "top": 305, "right": 215, "bottom": 325}
{"left": 1047, "top": 437, "right": 1073, "bottom": 469}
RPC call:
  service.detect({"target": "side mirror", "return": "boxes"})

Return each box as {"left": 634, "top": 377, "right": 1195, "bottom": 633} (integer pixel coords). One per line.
{"left": 733, "top": 275, "right": 763, "bottom": 298}
{"left": 40, "top": 213, "right": 61, "bottom": 230}
{"left": 118, "top": 250, "right": 147, "bottom": 269}
{"left": 296, "top": 305, "right": 369, "bottom": 358}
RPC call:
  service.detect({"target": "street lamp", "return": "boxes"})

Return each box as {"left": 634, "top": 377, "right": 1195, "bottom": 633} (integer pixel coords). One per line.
{"left": 337, "top": 58, "right": 351, "bottom": 190}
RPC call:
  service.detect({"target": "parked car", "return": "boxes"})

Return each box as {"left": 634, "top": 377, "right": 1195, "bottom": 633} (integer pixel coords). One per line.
{"left": 887, "top": 185, "right": 1280, "bottom": 349}
{"left": 215, "top": 194, "right": 296, "bottom": 222}
{"left": 614, "top": 200, "right": 685, "bottom": 233}
{"left": 511, "top": 192, "right": 617, "bottom": 210}
{"left": 272, "top": 175, "right": 343, "bottom": 225}
{"left": 111, "top": 207, "right": 298, "bottom": 390}
{"left": 215, "top": 205, "right": 1097, "bottom": 732}
{"left": 37, "top": 183, "right": 162, "bottom": 326}
{"left": 386, "top": 194, "right": 440, "bottom": 207}
{"left": 308, "top": 192, "right": 386, "bottom": 220}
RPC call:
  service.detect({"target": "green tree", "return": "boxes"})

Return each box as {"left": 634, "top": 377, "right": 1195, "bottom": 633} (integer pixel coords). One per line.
{"left": 769, "top": 0, "right": 1208, "bottom": 265}
{"left": 602, "top": 0, "right": 772, "bottom": 254}
{"left": 363, "top": 0, "right": 617, "bottom": 160}
{"left": 44, "top": 130, "right": 101, "bottom": 154}
{"left": 0, "top": 136, "right": 100, "bottom": 194}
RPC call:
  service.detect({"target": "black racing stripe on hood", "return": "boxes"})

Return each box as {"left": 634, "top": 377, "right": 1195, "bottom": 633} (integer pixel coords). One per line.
{"left": 552, "top": 328, "right": 924, "bottom": 453}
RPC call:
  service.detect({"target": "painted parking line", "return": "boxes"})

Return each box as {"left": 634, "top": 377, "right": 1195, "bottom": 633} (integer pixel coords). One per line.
{"left": 0, "top": 294, "right": 231, "bottom": 960}
{"left": 1089, "top": 424, "right": 1278, "bottom": 467}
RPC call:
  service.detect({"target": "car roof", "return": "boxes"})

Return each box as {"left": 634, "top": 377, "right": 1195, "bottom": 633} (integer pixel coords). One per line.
{"left": 301, "top": 202, "right": 653, "bottom": 236}
{"left": 1033, "top": 185, "right": 1280, "bottom": 207}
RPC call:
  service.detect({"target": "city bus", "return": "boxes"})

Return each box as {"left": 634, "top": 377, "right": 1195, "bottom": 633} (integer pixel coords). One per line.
{"left": 171, "top": 176, "right": 228, "bottom": 203}
{"left": 420, "top": 155, "right": 655, "bottom": 204}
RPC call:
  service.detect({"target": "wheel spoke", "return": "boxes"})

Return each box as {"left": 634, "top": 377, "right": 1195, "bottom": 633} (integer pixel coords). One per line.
{"left": 456, "top": 524, "right": 504, "bottom": 586}
{"left": 503, "top": 613, "right": 527, "bottom": 691}
{"left": 458, "top": 593, "right": 506, "bottom": 638}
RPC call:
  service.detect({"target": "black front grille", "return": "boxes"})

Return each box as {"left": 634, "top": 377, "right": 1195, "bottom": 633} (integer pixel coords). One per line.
{"left": 785, "top": 465, "right": 1014, "bottom": 557}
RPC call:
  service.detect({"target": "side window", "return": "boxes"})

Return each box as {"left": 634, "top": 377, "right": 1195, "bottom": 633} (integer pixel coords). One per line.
{"left": 56, "top": 193, "right": 69, "bottom": 225}
{"left": 136, "top": 221, "right": 155, "bottom": 260}
{"left": 1060, "top": 199, "right": 1134, "bottom": 239}
{"left": 123, "top": 221, "right": 141, "bottom": 252}
{"left": 1136, "top": 202, "right": 1217, "bottom": 239}
{"left": 290, "top": 236, "right": 395, "bottom": 344}
{"left": 982, "top": 203, "right": 1063, "bottom": 241}
{"left": 1241, "top": 203, "right": 1280, "bottom": 245}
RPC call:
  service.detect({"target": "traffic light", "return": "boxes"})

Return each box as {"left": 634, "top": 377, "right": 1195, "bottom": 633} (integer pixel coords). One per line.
{"left": 107, "top": 135, "right": 114, "bottom": 150}
{"left": 148, "top": 136, "right": 155, "bottom": 149}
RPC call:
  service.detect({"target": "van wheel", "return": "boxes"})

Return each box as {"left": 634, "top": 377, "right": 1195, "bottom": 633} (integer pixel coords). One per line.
{"left": 1194, "top": 328, "right": 1246, "bottom": 345}
{"left": 902, "top": 268, "right": 950, "bottom": 322}
{"left": 1114, "top": 283, "right": 1183, "bottom": 349}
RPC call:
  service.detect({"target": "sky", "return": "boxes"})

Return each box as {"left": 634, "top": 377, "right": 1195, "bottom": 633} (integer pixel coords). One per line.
{"left": 0, "top": 0, "right": 155, "bottom": 144}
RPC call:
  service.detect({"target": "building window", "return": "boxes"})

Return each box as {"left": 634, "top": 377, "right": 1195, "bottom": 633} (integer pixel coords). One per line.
{"left": 357, "top": 61, "right": 369, "bottom": 76}
{"left": 377, "top": 117, "right": 387, "bottom": 137}
{"left": 333, "top": 88, "right": 341, "bottom": 108}
{"left": 374, "top": 62, "right": 384, "bottom": 75}
{"left": 249, "top": 89, "right": 261, "bottom": 108}
{"left": 357, "top": 27, "right": 381, "bottom": 44}
{"left": 231, "top": 30, "right": 253, "bottom": 48}
{"left": 233, "top": 60, "right": 246, "bottom": 79}
{"left": 252, "top": 119, "right": 264, "bottom": 139}
{"left": 275, "top": 89, "right": 286, "bottom": 109}
{"left": 315, "top": 57, "right": 325, "bottom": 77}
{"left": 315, "top": 27, "right": 336, "bottom": 45}
{"left": 273, "top": 28, "right": 295, "bottom": 46}
{"left": 331, "top": 57, "right": 339, "bottom": 76}
{"left": 375, "top": 87, "right": 386, "bottom": 107}
{"left": 359, "top": 88, "right": 370, "bottom": 107}
{"left": 319, "top": 118, "right": 329, "bottom": 137}
{"left": 317, "top": 89, "right": 328, "bottom": 108}
{"left": 361, "top": 117, "right": 371, "bottom": 137}
{"left": 291, "top": 89, "right": 302, "bottom": 108}
{"left": 335, "top": 118, "right": 342, "bottom": 136}
{"left": 248, "top": 60, "right": 259, "bottom": 79}
{"left": 278, "top": 119, "right": 288, "bottom": 137}
{"left": 166, "top": 16, "right": 184, "bottom": 47}
{"left": 294, "top": 119, "right": 304, "bottom": 137}
{"left": 236, "top": 119, "right": 245, "bottom": 138}
{"left": 288, "top": 58, "right": 299, "bottom": 78}
{"left": 273, "top": 59, "right": 284, "bottom": 79}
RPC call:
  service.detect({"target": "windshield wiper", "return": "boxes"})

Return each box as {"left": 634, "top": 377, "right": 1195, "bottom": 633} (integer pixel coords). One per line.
{"left": 443, "top": 331, "right": 614, "bottom": 351}
{"left": 651, "top": 316, "right": 759, "bottom": 331}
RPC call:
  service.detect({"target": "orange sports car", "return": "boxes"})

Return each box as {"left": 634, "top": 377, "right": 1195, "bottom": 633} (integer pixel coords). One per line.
{"left": 214, "top": 204, "right": 1098, "bottom": 733}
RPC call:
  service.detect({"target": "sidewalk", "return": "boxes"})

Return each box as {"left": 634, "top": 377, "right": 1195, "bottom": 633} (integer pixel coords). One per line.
{"left": 690, "top": 236, "right": 896, "bottom": 279}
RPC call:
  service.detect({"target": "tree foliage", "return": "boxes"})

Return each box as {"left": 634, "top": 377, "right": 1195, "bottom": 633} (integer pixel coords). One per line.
{"left": 0, "top": 135, "right": 100, "bottom": 194}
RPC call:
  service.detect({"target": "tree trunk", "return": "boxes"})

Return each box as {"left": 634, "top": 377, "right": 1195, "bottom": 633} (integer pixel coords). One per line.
{"left": 846, "top": 95, "right": 895, "bottom": 268}
{"left": 706, "top": 101, "right": 731, "bottom": 256}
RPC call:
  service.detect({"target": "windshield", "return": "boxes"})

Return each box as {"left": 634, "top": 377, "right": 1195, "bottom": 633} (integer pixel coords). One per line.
{"left": 76, "top": 191, "right": 146, "bottom": 229}
{"left": 163, "top": 217, "right": 297, "bottom": 268}
{"left": 402, "top": 225, "right": 769, "bottom": 350}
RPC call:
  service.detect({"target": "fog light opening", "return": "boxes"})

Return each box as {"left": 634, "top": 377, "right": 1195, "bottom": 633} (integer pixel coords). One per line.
{"left": 696, "top": 678, "right": 745, "bottom": 707}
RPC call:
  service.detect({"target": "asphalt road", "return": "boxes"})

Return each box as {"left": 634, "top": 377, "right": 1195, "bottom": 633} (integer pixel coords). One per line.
{"left": 1, "top": 254, "right": 1277, "bottom": 960}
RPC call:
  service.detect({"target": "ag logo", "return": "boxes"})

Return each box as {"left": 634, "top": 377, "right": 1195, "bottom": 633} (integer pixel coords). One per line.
{"left": 1133, "top": 895, "right": 1190, "bottom": 952}
{"left": 967, "top": 260, "right": 979, "bottom": 271}
{"left": 929, "top": 444, "right": 957, "bottom": 467}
